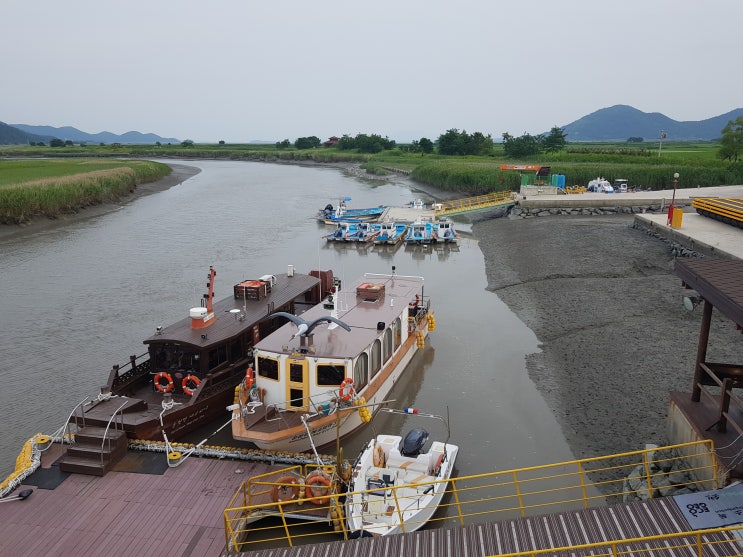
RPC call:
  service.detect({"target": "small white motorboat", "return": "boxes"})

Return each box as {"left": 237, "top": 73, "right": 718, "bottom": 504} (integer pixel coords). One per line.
{"left": 346, "top": 407, "right": 458, "bottom": 537}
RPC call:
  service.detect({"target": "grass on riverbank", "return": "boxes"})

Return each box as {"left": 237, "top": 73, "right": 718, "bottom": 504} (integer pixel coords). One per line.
{"left": 0, "top": 159, "right": 170, "bottom": 224}
{"left": 1, "top": 141, "right": 741, "bottom": 220}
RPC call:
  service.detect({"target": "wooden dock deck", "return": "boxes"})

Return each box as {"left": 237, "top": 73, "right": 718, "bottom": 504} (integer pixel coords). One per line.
{"left": 0, "top": 443, "right": 279, "bottom": 557}
{"left": 3, "top": 441, "right": 743, "bottom": 556}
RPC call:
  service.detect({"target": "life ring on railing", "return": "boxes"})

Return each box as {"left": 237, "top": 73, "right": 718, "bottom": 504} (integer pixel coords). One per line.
{"left": 181, "top": 374, "right": 201, "bottom": 396}
{"left": 339, "top": 378, "right": 355, "bottom": 401}
{"left": 271, "top": 475, "right": 301, "bottom": 503}
{"left": 373, "top": 443, "right": 386, "bottom": 468}
{"left": 244, "top": 366, "right": 254, "bottom": 390}
{"left": 305, "top": 470, "right": 332, "bottom": 505}
{"left": 154, "top": 372, "right": 174, "bottom": 393}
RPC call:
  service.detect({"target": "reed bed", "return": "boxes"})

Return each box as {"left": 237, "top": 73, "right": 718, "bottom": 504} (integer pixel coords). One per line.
{"left": 411, "top": 159, "right": 743, "bottom": 193}
{"left": 0, "top": 161, "right": 170, "bottom": 224}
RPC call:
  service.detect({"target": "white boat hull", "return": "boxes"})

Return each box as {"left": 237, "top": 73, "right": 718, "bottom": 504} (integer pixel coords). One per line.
{"left": 346, "top": 434, "right": 458, "bottom": 536}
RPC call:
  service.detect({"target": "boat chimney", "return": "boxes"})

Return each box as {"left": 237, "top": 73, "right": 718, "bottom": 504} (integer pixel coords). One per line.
{"left": 190, "top": 266, "right": 217, "bottom": 329}
{"left": 287, "top": 264, "right": 295, "bottom": 277}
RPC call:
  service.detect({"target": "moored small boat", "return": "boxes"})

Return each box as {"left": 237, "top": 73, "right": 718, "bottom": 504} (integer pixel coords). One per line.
{"left": 231, "top": 267, "right": 436, "bottom": 452}
{"left": 318, "top": 197, "right": 387, "bottom": 224}
{"left": 346, "top": 222, "right": 379, "bottom": 242}
{"left": 432, "top": 219, "right": 459, "bottom": 243}
{"left": 374, "top": 222, "right": 408, "bottom": 245}
{"left": 345, "top": 407, "right": 458, "bottom": 537}
{"left": 404, "top": 220, "right": 433, "bottom": 244}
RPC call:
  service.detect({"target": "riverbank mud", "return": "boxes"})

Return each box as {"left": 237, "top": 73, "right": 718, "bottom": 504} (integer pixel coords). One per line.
{"left": 473, "top": 214, "right": 742, "bottom": 460}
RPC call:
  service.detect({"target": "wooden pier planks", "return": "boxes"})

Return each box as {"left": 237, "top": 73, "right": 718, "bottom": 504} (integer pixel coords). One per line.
{"left": 0, "top": 451, "right": 271, "bottom": 557}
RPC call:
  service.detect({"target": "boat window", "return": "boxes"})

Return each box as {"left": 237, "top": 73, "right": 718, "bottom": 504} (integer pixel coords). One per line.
{"left": 152, "top": 345, "right": 200, "bottom": 373}
{"left": 317, "top": 363, "right": 345, "bottom": 386}
{"left": 257, "top": 356, "right": 279, "bottom": 381}
{"left": 383, "top": 328, "right": 392, "bottom": 362}
{"left": 393, "top": 318, "right": 401, "bottom": 350}
{"left": 354, "top": 353, "right": 369, "bottom": 391}
{"left": 229, "top": 338, "right": 242, "bottom": 362}
{"left": 289, "top": 361, "right": 304, "bottom": 383}
{"left": 208, "top": 345, "right": 228, "bottom": 370}
{"left": 371, "top": 339, "right": 382, "bottom": 376}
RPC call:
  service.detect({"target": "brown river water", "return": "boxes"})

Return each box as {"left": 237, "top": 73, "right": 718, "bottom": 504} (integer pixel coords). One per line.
{"left": 0, "top": 159, "right": 576, "bottom": 479}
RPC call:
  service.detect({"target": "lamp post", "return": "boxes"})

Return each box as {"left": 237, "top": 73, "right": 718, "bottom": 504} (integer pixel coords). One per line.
{"left": 667, "top": 172, "right": 679, "bottom": 225}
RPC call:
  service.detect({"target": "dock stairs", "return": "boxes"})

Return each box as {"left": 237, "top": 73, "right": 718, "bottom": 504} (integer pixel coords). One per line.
{"left": 58, "top": 426, "right": 128, "bottom": 476}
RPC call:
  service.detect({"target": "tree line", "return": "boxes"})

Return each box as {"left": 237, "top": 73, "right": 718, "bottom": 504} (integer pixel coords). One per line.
{"left": 273, "top": 127, "right": 568, "bottom": 157}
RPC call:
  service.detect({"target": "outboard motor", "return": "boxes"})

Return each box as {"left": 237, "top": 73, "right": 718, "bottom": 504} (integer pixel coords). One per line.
{"left": 399, "top": 428, "right": 429, "bottom": 457}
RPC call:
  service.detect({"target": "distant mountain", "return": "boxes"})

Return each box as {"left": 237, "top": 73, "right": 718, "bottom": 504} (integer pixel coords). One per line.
{"left": 0, "top": 121, "right": 55, "bottom": 144}
{"left": 562, "top": 105, "right": 743, "bottom": 142}
{"left": 5, "top": 123, "right": 179, "bottom": 145}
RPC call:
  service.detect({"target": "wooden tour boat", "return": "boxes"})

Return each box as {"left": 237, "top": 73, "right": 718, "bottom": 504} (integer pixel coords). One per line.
{"left": 231, "top": 267, "right": 436, "bottom": 453}
{"left": 63, "top": 265, "right": 328, "bottom": 450}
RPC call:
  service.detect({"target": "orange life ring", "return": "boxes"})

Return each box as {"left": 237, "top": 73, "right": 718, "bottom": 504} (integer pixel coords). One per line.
{"left": 305, "top": 470, "right": 332, "bottom": 505}
{"left": 182, "top": 374, "right": 201, "bottom": 396}
{"left": 244, "top": 366, "right": 254, "bottom": 390}
{"left": 154, "top": 372, "right": 174, "bottom": 393}
{"left": 271, "top": 475, "right": 301, "bottom": 503}
{"left": 339, "top": 378, "right": 355, "bottom": 401}
{"left": 431, "top": 453, "right": 445, "bottom": 476}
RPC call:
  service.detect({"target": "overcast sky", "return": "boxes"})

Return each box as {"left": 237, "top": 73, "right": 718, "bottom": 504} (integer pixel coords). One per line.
{"left": 3, "top": 1, "right": 740, "bottom": 143}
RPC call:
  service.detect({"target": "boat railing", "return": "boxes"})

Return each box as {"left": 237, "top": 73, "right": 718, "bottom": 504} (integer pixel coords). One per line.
{"left": 191, "top": 365, "right": 245, "bottom": 402}
{"left": 264, "top": 390, "right": 354, "bottom": 424}
{"left": 108, "top": 352, "right": 150, "bottom": 391}
{"left": 55, "top": 396, "right": 91, "bottom": 445}
{"left": 98, "top": 400, "right": 128, "bottom": 468}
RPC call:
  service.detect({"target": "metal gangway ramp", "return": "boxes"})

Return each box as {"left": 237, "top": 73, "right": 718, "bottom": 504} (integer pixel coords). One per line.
{"left": 433, "top": 190, "right": 516, "bottom": 218}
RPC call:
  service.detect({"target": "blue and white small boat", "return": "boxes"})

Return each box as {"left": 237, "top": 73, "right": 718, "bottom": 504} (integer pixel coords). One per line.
{"left": 318, "top": 197, "right": 387, "bottom": 224}
{"left": 405, "top": 221, "right": 433, "bottom": 244}
{"left": 432, "top": 220, "right": 458, "bottom": 243}
{"left": 346, "top": 222, "right": 379, "bottom": 243}
{"left": 325, "top": 221, "right": 354, "bottom": 242}
{"left": 374, "top": 222, "right": 408, "bottom": 245}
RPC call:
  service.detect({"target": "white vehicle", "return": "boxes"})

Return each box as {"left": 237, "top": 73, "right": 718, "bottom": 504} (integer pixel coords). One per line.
{"left": 587, "top": 177, "right": 613, "bottom": 193}
{"left": 613, "top": 179, "right": 629, "bottom": 193}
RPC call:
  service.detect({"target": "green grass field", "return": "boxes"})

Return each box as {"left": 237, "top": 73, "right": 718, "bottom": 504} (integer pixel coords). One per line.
{"left": 0, "top": 141, "right": 739, "bottom": 223}
{"left": 0, "top": 159, "right": 170, "bottom": 224}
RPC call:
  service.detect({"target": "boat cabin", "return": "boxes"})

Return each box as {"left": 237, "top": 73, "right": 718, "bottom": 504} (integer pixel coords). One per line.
{"left": 252, "top": 273, "right": 428, "bottom": 414}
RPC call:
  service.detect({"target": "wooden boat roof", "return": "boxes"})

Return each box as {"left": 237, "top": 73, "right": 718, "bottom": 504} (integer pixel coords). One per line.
{"left": 255, "top": 273, "right": 425, "bottom": 359}
{"left": 143, "top": 273, "right": 320, "bottom": 349}
{"left": 675, "top": 259, "right": 743, "bottom": 328}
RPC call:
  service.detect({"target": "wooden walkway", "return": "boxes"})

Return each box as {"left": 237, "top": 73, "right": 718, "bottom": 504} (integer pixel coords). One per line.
{"left": 3, "top": 444, "right": 742, "bottom": 557}
{"left": 0, "top": 444, "right": 270, "bottom": 557}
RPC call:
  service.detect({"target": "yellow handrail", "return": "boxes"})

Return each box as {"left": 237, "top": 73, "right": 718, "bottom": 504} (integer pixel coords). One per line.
{"left": 224, "top": 440, "right": 720, "bottom": 552}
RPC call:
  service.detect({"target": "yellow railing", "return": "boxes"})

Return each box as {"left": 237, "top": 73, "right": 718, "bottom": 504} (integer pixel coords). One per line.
{"left": 493, "top": 525, "right": 743, "bottom": 556}
{"left": 224, "top": 440, "right": 719, "bottom": 552}
{"left": 692, "top": 197, "right": 743, "bottom": 223}
{"left": 434, "top": 191, "right": 516, "bottom": 217}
